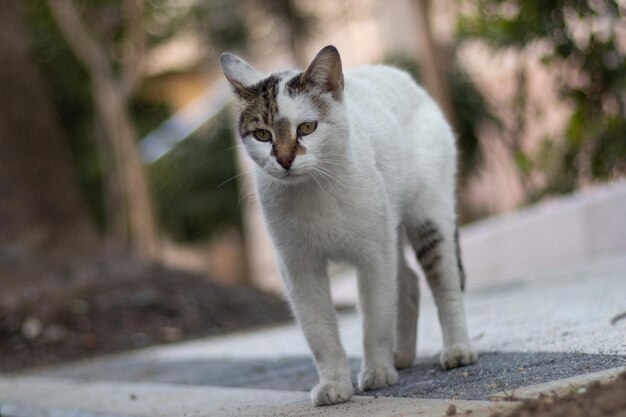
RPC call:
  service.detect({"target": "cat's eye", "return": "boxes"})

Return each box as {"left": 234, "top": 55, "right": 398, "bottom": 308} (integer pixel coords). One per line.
{"left": 252, "top": 129, "right": 272, "bottom": 142}
{"left": 297, "top": 121, "right": 317, "bottom": 136}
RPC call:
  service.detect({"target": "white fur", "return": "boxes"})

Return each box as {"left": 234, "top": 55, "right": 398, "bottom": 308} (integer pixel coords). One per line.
{"left": 223, "top": 53, "right": 476, "bottom": 406}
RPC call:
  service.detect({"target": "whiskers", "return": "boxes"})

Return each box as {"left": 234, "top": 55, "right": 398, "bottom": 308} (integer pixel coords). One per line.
{"left": 313, "top": 154, "right": 368, "bottom": 193}
{"left": 312, "top": 165, "right": 344, "bottom": 189}
{"left": 309, "top": 167, "right": 333, "bottom": 203}
{"left": 217, "top": 171, "right": 247, "bottom": 189}
{"left": 309, "top": 163, "right": 357, "bottom": 204}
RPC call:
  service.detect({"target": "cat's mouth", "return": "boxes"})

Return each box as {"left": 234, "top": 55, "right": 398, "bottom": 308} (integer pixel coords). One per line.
{"left": 285, "top": 170, "right": 304, "bottom": 177}
{"left": 270, "top": 168, "right": 308, "bottom": 183}
{"left": 282, "top": 171, "right": 306, "bottom": 181}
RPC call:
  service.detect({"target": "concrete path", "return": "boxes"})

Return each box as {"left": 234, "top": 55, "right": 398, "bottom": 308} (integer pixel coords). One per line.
{"left": 1, "top": 256, "right": 625, "bottom": 416}
{"left": 1, "top": 376, "right": 518, "bottom": 417}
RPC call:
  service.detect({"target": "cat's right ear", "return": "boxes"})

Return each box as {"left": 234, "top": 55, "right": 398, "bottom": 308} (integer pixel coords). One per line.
{"left": 302, "top": 45, "right": 344, "bottom": 100}
{"left": 220, "top": 53, "right": 262, "bottom": 100}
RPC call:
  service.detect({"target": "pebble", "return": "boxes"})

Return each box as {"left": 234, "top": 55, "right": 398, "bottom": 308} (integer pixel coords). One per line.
{"left": 160, "top": 326, "right": 184, "bottom": 343}
{"left": 21, "top": 317, "right": 43, "bottom": 340}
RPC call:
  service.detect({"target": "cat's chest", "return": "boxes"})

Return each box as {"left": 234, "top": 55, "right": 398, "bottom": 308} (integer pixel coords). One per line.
{"left": 260, "top": 184, "right": 386, "bottom": 255}
{"left": 268, "top": 191, "right": 348, "bottom": 235}
{"left": 263, "top": 192, "right": 355, "bottom": 240}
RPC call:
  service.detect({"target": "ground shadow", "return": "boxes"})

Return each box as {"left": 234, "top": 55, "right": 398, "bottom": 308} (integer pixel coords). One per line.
{"left": 40, "top": 351, "right": 625, "bottom": 400}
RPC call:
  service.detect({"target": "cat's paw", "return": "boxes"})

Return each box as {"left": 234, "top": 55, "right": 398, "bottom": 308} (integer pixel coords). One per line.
{"left": 358, "top": 365, "right": 399, "bottom": 391}
{"left": 311, "top": 379, "right": 354, "bottom": 406}
{"left": 440, "top": 343, "right": 478, "bottom": 369}
{"left": 394, "top": 350, "right": 415, "bottom": 369}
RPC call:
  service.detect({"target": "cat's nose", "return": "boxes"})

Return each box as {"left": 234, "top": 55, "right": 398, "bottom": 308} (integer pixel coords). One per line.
{"left": 276, "top": 154, "right": 295, "bottom": 170}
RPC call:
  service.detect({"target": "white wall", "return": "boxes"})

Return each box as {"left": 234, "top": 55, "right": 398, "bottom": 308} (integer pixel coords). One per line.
{"left": 461, "top": 178, "right": 626, "bottom": 288}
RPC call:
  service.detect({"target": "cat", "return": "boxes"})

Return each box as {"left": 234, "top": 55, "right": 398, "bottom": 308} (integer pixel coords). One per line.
{"left": 220, "top": 45, "right": 477, "bottom": 406}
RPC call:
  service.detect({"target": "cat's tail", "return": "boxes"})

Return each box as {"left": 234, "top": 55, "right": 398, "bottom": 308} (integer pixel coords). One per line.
{"left": 454, "top": 227, "right": 466, "bottom": 292}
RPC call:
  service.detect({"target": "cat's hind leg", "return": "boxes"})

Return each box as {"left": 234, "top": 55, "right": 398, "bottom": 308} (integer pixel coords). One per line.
{"left": 405, "top": 216, "right": 477, "bottom": 369}
{"left": 393, "top": 232, "right": 420, "bottom": 369}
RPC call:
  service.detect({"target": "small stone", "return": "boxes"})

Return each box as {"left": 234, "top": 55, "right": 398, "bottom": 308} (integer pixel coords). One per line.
{"left": 446, "top": 404, "right": 457, "bottom": 415}
{"left": 131, "top": 332, "right": 148, "bottom": 347}
{"left": 159, "top": 326, "right": 184, "bottom": 343}
{"left": 80, "top": 333, "right": 97, "bottom": 349}
{"left": 42, "top": 324, "right": 68, "bottom": 344}
{"left": 68, "top": 298, "right": 90, "bottom": 315}
{"left": 21, "top": 317, "right": 43, "bottom": 340}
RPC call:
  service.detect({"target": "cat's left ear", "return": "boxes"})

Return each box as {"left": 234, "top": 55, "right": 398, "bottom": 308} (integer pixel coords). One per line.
{"left": 220, "top": 53, "right": 263, "bottom": 100}
{"left": 302, "top": 45, "right": 344, "bottom": 99}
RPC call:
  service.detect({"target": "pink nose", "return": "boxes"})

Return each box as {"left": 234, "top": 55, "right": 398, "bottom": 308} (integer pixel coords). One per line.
{"left": 276, "top": 154, "right": 295, "bottom": 169}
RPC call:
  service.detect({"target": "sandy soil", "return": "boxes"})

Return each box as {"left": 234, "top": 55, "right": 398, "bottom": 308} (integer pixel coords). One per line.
{"left": 0, "top": 252, "right": 291, "bottom": 373}
{"left": 492, "top": 371, "right": 626, "bottom": 417}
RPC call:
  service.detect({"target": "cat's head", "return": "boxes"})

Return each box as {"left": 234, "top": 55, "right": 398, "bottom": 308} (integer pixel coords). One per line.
{"left": 220, "top": 45, "right": 348, "bottom": 183}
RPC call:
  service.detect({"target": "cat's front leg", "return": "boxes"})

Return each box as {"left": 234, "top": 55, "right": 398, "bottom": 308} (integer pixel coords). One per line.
{"left": 280, "top": 257, "right": 354, "bottom": 406}
{"left": 355, "top": 239, "right": 400, "bottom": 391}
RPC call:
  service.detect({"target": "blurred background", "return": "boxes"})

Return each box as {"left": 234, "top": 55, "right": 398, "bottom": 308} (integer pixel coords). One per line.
{"left": 1, "top": 0, "right": 625, "bottom": 370}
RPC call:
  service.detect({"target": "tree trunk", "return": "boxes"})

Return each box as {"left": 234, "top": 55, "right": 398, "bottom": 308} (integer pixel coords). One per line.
{"left": 92, "top": 75, "right": 159, "bottom": 259}
{"left": 0, "top": 0, "right": 97, "bottom": 257}
{"left": 46, "top": 0, "right": 160, "bottom": 261}
{"left": 413, "top": 0, "right": 456, "bottom": 129}
{"left": 95, "top": 119, "right": 128, "bottom": 247}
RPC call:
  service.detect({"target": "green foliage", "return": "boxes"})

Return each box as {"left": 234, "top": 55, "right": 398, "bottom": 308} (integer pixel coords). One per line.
{"left": 457, "top": 0, "right": 626, "bottom": 199}
{"left": 24, "top": 0, "right": 250, "bottom": 241}
{"left": 25, "top": 0, "right": 174, "bottom": 230}
{"left": 146, "top": 0, "right": 248, "bottom": 52}
{"left": 25, "top": 0, "right": 105, "bottom": 227}
{"left": 383, "top": 54, "right": 422, "bottom": 79}
{"left": 384, "top": 54, "right": 501, "bottom": 181}
{"left": 450, "top": 65, "right": 502, "bottom": 180}
{"left": 150, "top": 108, "right": 242, "bottom": 242}
{"left": 592, "top": 117, "right": 626, "bottom": 177}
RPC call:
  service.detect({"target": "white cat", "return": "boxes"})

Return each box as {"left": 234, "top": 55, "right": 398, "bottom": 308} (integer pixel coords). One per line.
{"left": 220, "top": 45, "right": 477, "bottom": 406}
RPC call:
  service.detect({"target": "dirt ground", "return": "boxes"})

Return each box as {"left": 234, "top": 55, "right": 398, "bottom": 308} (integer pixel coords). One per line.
{"left": 0, "top": 251, "right": 292, "bottom": 373}
{"left": 492, "top": 371, "right": 626, "bottom": 417}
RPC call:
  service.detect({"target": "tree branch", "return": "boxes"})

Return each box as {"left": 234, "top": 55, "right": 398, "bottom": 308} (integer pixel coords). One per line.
{"left": 119, "top": 0, "right": 145, "bottom": 99}
{"left": 46, "top": 0, "right": 109, "bottom": 79}
{"left": 413, "top": 0, "right": 457, "bottom": 129}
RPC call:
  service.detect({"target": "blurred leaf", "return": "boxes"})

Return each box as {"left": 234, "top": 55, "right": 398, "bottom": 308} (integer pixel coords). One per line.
{"left": 24, "top": 0, "right": 251, "bottom": 235}
{"left": 514, "top": 151, "right": 533, "bottom": 176}
{"left": 456, "top": 0, "right": 626, "bottom": 201}
{"left": 150, "top": 108, "right": 241, "bottom": 242}
{"left": 564, "top": 110, "right": 584, "bottom": 145}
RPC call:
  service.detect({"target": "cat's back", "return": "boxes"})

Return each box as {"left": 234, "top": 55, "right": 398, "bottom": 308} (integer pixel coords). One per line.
{"left": 344, "top": 65, "right": 430, "bottom": 119}
{"left": 342, "top": 64, "right": 456, "bottom": 205}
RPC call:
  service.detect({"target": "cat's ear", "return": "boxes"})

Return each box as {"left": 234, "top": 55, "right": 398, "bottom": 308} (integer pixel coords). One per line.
{"left": 302, "top": 45, "right": 344, "bottom": 99}
{"left": 220, "top": 53, "right": 262, "bottom": 100}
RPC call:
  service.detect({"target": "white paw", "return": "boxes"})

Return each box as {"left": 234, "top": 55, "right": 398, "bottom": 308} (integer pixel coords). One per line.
{"left": 311, "top": 379, "right": 354, "bottom": 406}
{"left": 440, "top": 343, "right": 477, "bottom": 369}
{"left": 394, "top": 350, "right": 415, "bottom": 369}
{"left": 358, "top": 365, "right": 399, "bottom": 391}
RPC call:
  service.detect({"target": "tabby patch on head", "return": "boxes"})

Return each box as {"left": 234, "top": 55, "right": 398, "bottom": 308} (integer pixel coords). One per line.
{"left": 220, "top": 46, "right": 347, "bottom": 182}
